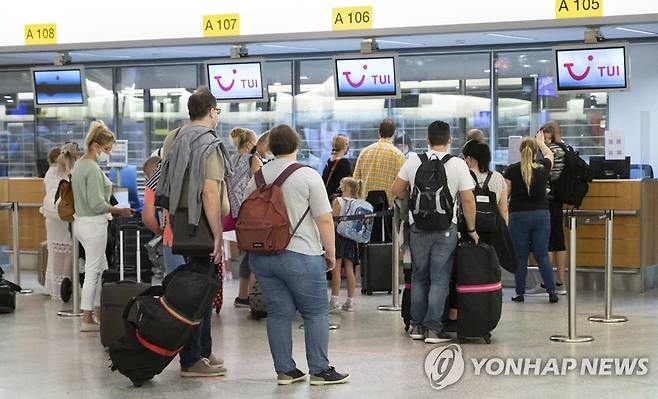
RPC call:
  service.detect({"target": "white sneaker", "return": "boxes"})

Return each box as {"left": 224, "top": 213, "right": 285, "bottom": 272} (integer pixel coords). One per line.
{"left": 556, "top": 284, "right": 567, "bottom": 295}
{"left": 341, "top": 302, "right": 354, "bottom": 312}
{"left": 329, "top": 302, "right": 341, "bottom": 314}
{"left": 524, "top": 284, "right": 549, "bottom": 297}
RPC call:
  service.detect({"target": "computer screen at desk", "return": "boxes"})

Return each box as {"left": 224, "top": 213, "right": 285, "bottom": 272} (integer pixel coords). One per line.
{"left": 589, "top": 156, "right": 631, "bottom": 180}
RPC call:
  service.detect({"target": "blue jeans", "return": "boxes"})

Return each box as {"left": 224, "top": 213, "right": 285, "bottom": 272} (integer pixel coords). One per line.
{"left": 178, "top": 256, "right": 213, "bottom": 368}
{"left": 509, "top": 210, "right": 557, "bottom": 295}
{"left": 163, "top": 245, "right": 186, "bottom": 275}
{"left": 249, "top": 250, "right": 330, "bottom": 375}
{"left": 409, "top": 223, "right": 457, "bottom": 332}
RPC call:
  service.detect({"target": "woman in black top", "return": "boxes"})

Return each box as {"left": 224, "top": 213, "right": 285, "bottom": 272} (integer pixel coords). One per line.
{"left": 322, "top": 134, "right": 352, "bottom": 199}
{"left": 503, "top": 130, "right": 558, "bottom": 304}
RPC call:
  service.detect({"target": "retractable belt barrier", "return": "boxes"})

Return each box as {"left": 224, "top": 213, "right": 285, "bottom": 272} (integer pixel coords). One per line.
{"left": 332, "top": 209, "right": 393, "bottom": 223}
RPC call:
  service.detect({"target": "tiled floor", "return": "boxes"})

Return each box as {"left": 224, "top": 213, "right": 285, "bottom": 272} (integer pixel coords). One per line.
{"left": 1, "top": 271, "right": 658, "bottom": 398}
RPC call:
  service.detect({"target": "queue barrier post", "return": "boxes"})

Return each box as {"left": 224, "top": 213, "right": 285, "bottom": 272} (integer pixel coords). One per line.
{"left": 588, "top": 209, "right": 628, "bottom": 324}
{"left": 378, "top": 202, "right": 401, "bottom": 312}
{"left": 550, "top": 211, "right": 594, "bottom": 343}
{"left": 11, "top": 202, "right": 33, "bottom": 295}
{"left": 58, "top": 223, "right": 82, "bottom": 317}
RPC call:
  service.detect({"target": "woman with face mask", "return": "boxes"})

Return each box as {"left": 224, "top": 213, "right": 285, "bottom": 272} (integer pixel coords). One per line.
{"left": 72, "top": 121, "right": 134, "bottom": 332}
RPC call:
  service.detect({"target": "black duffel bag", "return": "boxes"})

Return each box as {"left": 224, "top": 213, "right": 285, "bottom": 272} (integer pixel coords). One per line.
{"left": 0, "top": 267, "right": 22, "bottom": 314}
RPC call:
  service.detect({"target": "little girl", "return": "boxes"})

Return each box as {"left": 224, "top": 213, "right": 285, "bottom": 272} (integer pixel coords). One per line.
{"left": 329, "top": 177, "right": 363, "bottom": 313}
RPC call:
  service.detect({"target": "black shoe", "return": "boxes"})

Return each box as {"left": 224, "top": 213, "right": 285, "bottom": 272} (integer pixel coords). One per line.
{"left": 234, "top": 297, "right": 250, "bottom": 308}
{"left": 549, "top": 293, "right": 559, "bottom": 303}
{"left": 409, "top": 325, "right": 425, "bottom": 340}
{"left": 277, "top": 368, "right": 306, "bottom": 385}
{"left": 444, "top": 319, "right": 457, "bottom": 333}
{"left": 310, "top": 366, "right": 350, "bottom": 386}
{"left": 425, "top": 330, "right": 453, "bottom": 344}
{"left": 512, "top": 295, "right": 525, "bottom": 302}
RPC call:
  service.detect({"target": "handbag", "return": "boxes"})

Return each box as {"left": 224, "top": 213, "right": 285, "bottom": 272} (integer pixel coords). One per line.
{"left": 171, "top": 182, "right": 225, "bottom": 257}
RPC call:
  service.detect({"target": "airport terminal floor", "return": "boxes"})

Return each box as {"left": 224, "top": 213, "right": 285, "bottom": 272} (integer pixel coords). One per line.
{"left": 1, "top": 271, "right": 658, "bottom": 398}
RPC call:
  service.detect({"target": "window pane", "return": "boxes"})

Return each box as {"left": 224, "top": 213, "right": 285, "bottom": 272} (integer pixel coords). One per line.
{"left": 297, "top": 59, "right": 386, "bottom": 171}
{"left": 215, "top": 61, "right": 293, "bottom": 150}
{"left": 118, "top": 65, "right": 198, "bottom": 164}
{"left": 395, "top": 54, "right": 491, "bottom": 156}
{"left": 0, "top": 71, "right": 35, "bottom": 177}
{"left": 495, "top": 51, "right": 607, "bottom": 164}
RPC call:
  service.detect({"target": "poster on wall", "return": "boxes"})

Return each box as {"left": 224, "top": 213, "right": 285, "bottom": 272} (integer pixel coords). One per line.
{"left": 604, "top": 130, "right": 625, "bottom": 160}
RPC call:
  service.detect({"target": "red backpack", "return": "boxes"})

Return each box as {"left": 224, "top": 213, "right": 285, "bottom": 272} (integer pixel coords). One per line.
{"left": 236, "top": 163, "right": 310, "bottom": 254}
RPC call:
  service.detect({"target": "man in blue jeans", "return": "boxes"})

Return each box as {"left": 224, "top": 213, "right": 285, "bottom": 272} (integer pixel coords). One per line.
{"left": 244, "top": 124, "right": 349, "bottom": 386}
{"left": 392, "top": 121, "right": 478, "bottom": 344}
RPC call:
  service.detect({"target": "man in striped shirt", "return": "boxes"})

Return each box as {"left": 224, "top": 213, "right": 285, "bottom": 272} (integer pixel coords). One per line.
{"left": 353, "top": 119, "right": 406, "bottom": 208}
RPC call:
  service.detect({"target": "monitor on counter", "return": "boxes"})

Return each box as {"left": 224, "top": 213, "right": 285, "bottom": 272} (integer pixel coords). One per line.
{"left": 589, "top": 156, "right": 630, "bottom": 180}
{"left": 553, "top": 43, "right": 630, "bottom": 93}
{"left": 205, "top": 59, "right": 266, "bottom": 102}
{"left": 31, "top": 66, "right": 87, "bottom": 107}
{"left": 334, "top": 54, "right": 400, "bottom": 99}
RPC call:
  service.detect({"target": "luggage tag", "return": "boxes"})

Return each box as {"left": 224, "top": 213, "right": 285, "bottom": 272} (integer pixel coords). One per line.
{"left": 476, "top": 195, "right": 490, "bottom": 203}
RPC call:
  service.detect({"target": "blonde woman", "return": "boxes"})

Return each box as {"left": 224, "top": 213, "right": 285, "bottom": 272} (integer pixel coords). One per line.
{"left": 41, "top": 143, "right": 80, "bottom": 299}
{"left": 72, "top": 121, "right": 133, "bottom": 332}
{"left": 329, "top": 177, "right": 363, "bottom": 312}
{"left": 503, "top": 130, "right": 558, "bottom": 304}
{"left": 322, "top": 134, "right": 352, "bottom": 199}
{"left": 227, "top": 127, "right": 262, "bottom": 308}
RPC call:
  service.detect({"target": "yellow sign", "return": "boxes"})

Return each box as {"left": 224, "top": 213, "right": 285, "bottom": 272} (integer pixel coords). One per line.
{"left": 555, "top": 0, "right": 603, "bottom": 19}
{"left": 332, "top": 6, "right": 372, "bottom": 31}
{"left": 24, "top": 23, "right": 57, "bottom": 45}
{"left": 203, "top": 14, "right": 240, "bottom": 37}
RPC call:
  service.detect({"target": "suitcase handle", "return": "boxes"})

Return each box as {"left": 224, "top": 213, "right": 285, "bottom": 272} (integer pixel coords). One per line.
{"left": 119, "top": 230, "right": 141, "bottom": 283}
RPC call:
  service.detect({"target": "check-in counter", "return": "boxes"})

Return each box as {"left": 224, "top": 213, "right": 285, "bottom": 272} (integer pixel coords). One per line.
{"left": 0, "top": 178, "right": 46, "bottom": 252}
{"left": 568, "top": 179, "right": 658, "bottom": 292}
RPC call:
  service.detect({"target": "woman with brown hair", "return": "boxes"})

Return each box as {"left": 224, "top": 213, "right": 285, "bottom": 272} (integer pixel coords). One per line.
{"left": 503, "top": 130, "right": 558, "bottom": 304}
{"left": 322, "top": 134, "right": 352, "bottom": 199}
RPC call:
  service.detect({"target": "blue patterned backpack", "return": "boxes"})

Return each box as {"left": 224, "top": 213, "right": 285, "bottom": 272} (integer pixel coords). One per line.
{"left": 336, "top": 198, "right": 374, "bottom": 243}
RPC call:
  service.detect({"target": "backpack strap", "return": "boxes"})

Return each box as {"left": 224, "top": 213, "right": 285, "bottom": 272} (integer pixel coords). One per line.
{"left": 441, "top": 154, "right": 453, "bottom": 164}
{"left": 418, "top": 153, "right": 429, "bottom": 164}
{"left": 254, "top": 169, "right": 266, "bottom": 189}
{"left": 468, "top": 170, "right": 482, "bottom": 190}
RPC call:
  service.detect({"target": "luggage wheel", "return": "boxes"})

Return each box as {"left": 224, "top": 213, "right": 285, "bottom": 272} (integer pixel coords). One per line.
{"left": 484, "top": 334, "right": 492, "bottom": 344}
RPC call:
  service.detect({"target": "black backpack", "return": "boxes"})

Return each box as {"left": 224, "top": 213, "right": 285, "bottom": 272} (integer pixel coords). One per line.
{"left": 552, "top": 142, "right": 593, "bottom": 207}
{"left": 469, "top": 170, "right": 499, "bottom": 234}
{"left": 410, "top": 153, "right": 454, "bottom": 231}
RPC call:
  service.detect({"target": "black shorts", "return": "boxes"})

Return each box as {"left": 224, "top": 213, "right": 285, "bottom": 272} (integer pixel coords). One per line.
{"left": 548, "top": 199, "right": 566, "bottom": 252}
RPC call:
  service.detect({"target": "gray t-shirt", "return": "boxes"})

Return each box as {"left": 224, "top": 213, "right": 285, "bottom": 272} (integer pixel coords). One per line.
{"left": 244, "top": 158, "right": 332, "bottom": 256}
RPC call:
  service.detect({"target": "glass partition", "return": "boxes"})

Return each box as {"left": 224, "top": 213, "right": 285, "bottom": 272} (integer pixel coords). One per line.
{"left": 495, "top": 50, "right": 607, "bottom": 165}
{"left": 0, "top": 70, "right": 35, "bottom": 177}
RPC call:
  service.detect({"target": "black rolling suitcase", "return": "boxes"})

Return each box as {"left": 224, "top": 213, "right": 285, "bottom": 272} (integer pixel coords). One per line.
{"left": 360, "top": 190, "right": 393, "bottom": 295}
{"left": 101, "top": 228, "right": 150, "bottom": 347}
{"left": 455, "top": 241, "right": 502, "bottom": 344}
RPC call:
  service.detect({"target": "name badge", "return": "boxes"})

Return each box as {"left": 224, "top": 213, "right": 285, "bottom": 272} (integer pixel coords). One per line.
{"left": 476, "top": 195, "right": 490, "bottom": 203}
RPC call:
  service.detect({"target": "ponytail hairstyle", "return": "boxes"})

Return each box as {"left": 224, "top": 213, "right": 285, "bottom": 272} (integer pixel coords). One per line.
{"left": 340, "top": 177, "right": 364, "bottom": 199}
{"left": 84, "top": 120, "right": 115, "bottom": 151}
{"left": 331, "top": 134, "right": 349, "bottom": 155}
{"left": 519, "top": 138, "right": 539, "bottom": 195}
{"left": 229, "top": 127, "right": 257, "bottom": 151}
{"left": 56, "top": 143, "right": 80, "bottom": 174}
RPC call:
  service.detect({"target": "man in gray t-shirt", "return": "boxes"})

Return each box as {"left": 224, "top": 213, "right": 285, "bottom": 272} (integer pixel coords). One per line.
{"left": 244, "top": 124, "right": 350, "bottom": 386}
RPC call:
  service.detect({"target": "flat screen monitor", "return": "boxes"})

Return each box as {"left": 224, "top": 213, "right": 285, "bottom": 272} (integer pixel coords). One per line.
{"left": 205, "top": 59, "right": 266, "bottom": 102}
{"left": 334, "top": 55, "right": 400, "bottom": 99}
{"left": 553, "top": 43, "right": 630, "bottom": 93}
{"left": 31, "top": 67, "right": 87, "bottom": 107}
{"left": 537, "top": 76, "right": 556, "bottom": 97}
{"left": 589, "top": 156, "right": 630, "bottom": 180}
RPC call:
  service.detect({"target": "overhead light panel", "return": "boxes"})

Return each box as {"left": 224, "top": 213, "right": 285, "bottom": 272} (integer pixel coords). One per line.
{"left": 378, "top": 39, "right": 424, "bottom": 47}
{"left": 615, "top": 27, "right": 658, "bottom": 35}
{"left": 260, "top": 44, "right": 322, "bottom": 51}
{"left": 487, "top": 33, "right": 535, "bottom": 41}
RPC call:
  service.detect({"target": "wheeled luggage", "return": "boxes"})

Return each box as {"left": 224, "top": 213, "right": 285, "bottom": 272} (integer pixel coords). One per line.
{"left": 455, "top": 241, "right": 502, "bottom": 344}
{"left": 0, "top": 267, "right": 21, "bottom": 314}
{"left": 360, "top": 242, "right": 393, "bottom": 295}
{"left": 109, "top": 262, "right": 219, "bottom": 387}
{"left": 100, "top": 228, "right": 150, "bottom": 347}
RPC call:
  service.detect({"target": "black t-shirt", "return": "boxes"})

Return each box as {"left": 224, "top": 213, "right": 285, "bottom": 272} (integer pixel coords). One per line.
{"left": 322, "top": 157, "right": 352, "bottom": 198}
{"left": 504, "top": 158, "right": 552, "bottom": 212}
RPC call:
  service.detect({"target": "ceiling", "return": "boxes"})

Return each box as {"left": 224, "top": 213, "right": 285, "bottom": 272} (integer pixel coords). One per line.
{"left": 0, "top": 22, "right": 657, "bottom": 72}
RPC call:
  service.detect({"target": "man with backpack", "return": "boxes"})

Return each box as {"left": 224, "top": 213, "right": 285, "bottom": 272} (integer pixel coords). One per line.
{"left": 238, "top": 124, "right": 349, "bottom": 386}
{"left": 391, "top": 121, "right": 478, "bottom": 344}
